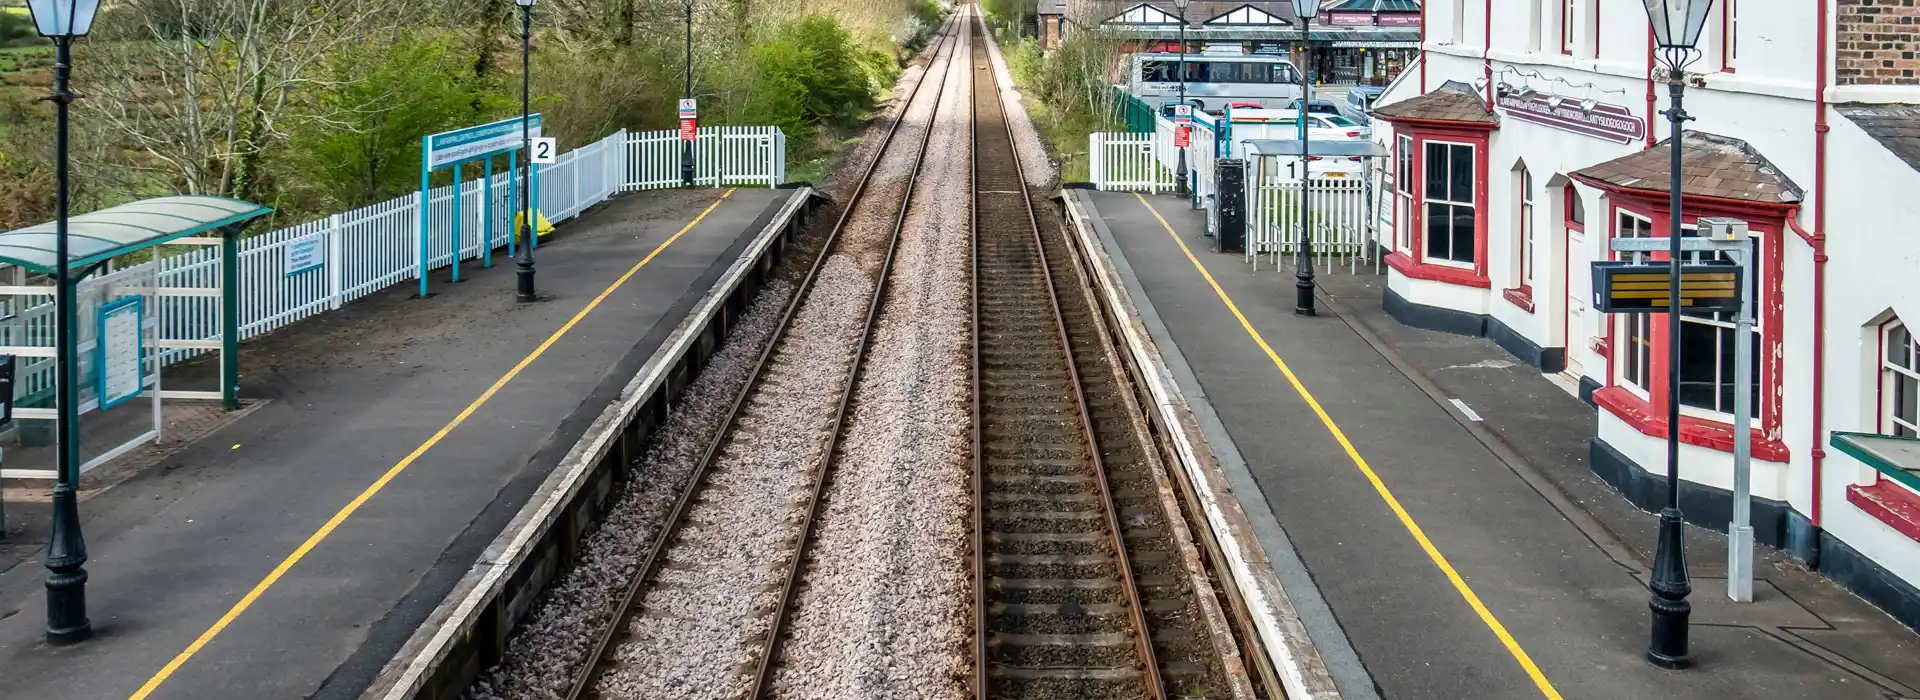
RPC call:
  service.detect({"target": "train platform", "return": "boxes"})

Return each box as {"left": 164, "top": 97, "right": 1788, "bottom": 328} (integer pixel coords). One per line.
{"left": 1067, "top": 189, "right": 1920, "bottom": 700}
{"left": 0, "top": 185, "right": 810, "bottom": 700}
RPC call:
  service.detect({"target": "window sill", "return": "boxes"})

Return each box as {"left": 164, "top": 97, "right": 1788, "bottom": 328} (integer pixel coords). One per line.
{"left": 1593, "top": 386, "right": 1791, "bottom": 462}
{"left": 1385, "top": 252, "right": 1491, "bottom": 288}
{"left": 1848, "top": 481, "right": 1920, "bottom": 544}
{"left": 1503, "top": 286, "right": 1535, "bottom": 313}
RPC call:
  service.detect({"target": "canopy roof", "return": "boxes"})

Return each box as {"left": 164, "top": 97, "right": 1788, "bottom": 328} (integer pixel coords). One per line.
{"left": 1246, "top": 139, "right": 1390, "bottom": 157}
{"left": 0, "top": 196, "right": 270, "bottom": 274}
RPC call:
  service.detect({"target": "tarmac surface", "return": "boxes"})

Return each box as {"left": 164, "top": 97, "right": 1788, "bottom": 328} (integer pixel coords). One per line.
{"left": 0, "top": 186, "right": 792, "bottom": 700}
{"left": 1080, "top": 190, "right": 1920, "bottom": 700}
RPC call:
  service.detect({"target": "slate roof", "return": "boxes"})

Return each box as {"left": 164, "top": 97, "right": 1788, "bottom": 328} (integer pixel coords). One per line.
{"left": 1371, "top": 81, "right": 1497, "bottom": 125}
{"left": 1837, "top": 104, "right": 1920, "bottom": 174}
{"left": 1572, "top": 131, "right": 1804, "bottom": 205}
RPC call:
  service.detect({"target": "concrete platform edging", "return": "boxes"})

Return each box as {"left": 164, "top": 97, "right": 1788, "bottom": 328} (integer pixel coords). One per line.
{"left": 358, "top": 188, "right": 822, "bottom": 700}
{"left": 1061, "top": 189, "right": 1352, "bottom": 700}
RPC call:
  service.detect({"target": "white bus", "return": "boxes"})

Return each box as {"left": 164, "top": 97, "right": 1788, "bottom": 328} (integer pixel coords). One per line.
{"left": 1128, "top": 53, "right": 1304, "bottom": 113}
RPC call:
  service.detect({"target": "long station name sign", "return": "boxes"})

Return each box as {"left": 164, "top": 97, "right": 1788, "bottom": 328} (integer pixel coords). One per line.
{"left": 427, "top": 114, "right": 543, "bottom": 170}
{"left": 1591, "top": 261, "right": 1743, "bottom": 313}
{"left": 1496, "top": 93, "right": 1645, "bottom": 145}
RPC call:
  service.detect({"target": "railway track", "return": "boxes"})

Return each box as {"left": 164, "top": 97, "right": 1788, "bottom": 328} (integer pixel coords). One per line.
{"left": 967, "top": 17, "right": 1247, "bottom": 700}
{"left": 559, "top": 14, "right": 967, "bottom": 700}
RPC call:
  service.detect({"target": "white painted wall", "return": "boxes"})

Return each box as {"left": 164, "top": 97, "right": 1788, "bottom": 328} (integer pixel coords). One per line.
{"left": 1375, "top": 0, "right": 1920, "bottom": 591}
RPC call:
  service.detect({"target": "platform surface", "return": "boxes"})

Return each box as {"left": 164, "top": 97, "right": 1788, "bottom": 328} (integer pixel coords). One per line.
{"left": 0, "top": 186, "right": 792, "bottom": 700}
{"left": 1079, "top": 190, "right": 1920, "bottom": 700}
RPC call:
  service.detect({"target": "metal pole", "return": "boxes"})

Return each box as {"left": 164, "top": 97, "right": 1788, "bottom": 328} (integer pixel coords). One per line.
{"left": 1728, "top": 234, "right": 1754, "bottom": 602}
{"left": 1175, "top": 11, "right": 1190, "bottom": 198}
{"left": 1647, "top": 73, "right": 1692, "bottom": 669}
{"left": 45, "top": 35, "right": 91, "bottom": 645}
{"left": 1294, "top": 37, "right": 1316, "bottom": 316}
{"left": 681, "top": 0, "right": 695, "bottom": 187}
{"left": 516, "top": 4, "right": 537, "bottom": 303}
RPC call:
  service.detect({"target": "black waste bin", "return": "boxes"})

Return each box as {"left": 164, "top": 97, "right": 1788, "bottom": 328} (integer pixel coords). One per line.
{"left": 1212, "top": 159, "right": 1247, "bottom": 254}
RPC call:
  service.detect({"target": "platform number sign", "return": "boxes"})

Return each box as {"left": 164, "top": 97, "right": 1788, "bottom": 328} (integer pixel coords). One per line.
{"left": 531, "top": 136, "right": 558, "bottom": 164}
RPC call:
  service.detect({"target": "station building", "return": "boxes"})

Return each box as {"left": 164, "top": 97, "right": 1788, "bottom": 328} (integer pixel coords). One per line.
{"left": 1369, "top": 0, "right": 1920, "bottom": 629}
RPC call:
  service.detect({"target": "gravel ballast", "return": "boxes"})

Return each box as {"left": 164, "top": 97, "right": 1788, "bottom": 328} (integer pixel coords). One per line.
{"left": 462, "top": 279, "right": 794, "bottom": 700}
{"left": 767, "top": 12, "right": 976, "bottom": 699}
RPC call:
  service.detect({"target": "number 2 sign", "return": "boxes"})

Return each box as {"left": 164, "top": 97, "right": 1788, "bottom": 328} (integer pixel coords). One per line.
{"left": 531, "top": 137, "right": 557, "bottom": 164}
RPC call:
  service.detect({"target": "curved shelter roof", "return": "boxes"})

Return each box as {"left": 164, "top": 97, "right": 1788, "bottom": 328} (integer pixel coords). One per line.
{"left": 0, "top": 195, "right": 271, "bottom": 274}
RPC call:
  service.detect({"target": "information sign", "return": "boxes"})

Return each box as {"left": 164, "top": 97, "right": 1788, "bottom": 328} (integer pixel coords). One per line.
{"left": 680, "top": 119, "right": 698, "bottom": 141}
{"left": 1590, "top": 261, "right": 1742, "bottom": 313}
{"left": 284, "top": 234, "right": 323, "bottom": 276}
{"left": 97, "top": 297, "right": 144, "bottom": 410}
{"left": 1173, "top": 125, "right": 1191, "bottom": 148}
{"left": 679, "top": 98, "right": 697, "bottom": 119}
{"left": 425, "top": 114, "right": 542, "bottom": 170}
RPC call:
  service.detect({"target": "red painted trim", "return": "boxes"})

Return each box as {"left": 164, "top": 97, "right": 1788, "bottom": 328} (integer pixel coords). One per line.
{"left": 1386, "top": 251, "right": 1494, "bottom": 287}
{"left": 1848, "top": 482, "right": 1920, "bottom": 544}
{"left": 1596, "top": 387, "right": 1794, "bottom": 462}
{"left": 1503, "top": 286, "right": 1536, "bottom": 313}
{"left": 1374, "top": 115, "right": 1500, "bottom": 132}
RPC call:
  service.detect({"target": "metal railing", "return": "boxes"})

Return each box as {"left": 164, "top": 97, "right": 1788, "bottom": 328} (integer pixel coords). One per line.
{"left": 2, "top": 124, "right": 786, "bottom": 418}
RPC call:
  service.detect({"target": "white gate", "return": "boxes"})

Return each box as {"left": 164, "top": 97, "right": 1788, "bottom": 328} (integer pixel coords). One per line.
{"left": 1245, "top": 160, "right": 1381, "bottom": 273}
{"left": 625, "top": 126, "right": 786, "bottom": 190}
{"left": 1089, "top": 133, "right": 1172, "bottom": 192}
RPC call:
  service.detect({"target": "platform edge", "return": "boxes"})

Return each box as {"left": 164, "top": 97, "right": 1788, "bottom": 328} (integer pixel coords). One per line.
{"left": 358, "top": 187, "right": 819, "bottom": 700}
{"left": 1060, "top": 190, "right": 1346, "bottom": 700}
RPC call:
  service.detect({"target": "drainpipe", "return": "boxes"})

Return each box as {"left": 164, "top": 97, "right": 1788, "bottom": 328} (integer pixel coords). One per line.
{"left": 1781, "top": 0, "right": 1827, "bottom": 567}
{"left": 1419, "top": 0, "right": 1427, "bottom": 92}
{"left": 1645, "top": 27, "right": 1656, "bottom": 149}
{"left": 1483, "top": 0, "right": 1493, "bottom": 112}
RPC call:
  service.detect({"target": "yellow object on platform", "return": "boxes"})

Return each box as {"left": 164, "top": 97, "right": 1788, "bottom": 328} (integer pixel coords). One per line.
{"left": 513, "top": 210, "right": 554, "bottom": 238}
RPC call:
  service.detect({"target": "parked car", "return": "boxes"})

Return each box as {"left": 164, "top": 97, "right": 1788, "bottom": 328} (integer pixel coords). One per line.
{"left": 1286, "top": 98, "right": 1343, "bottom": 116}
{"left": 1342, "top": 86, "right": 1385, "bottom": 125}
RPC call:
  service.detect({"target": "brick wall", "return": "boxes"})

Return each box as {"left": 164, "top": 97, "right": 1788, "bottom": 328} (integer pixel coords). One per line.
{"left": 1837, "top": 0, "right": 1920, "bottom": 85}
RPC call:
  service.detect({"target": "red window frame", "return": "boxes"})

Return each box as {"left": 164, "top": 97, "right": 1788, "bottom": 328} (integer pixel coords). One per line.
{"left": 1721, "top": 0, "right": 1739, "bottom": 72}
{"left": 1850, "top": 318, "right": 1920, "bottom": 542}
{"left": 1586, "top": 190, "right": 1791, "bottom": 461}
{"left": 1560, "top": 0, "right": 1575, "bottom": 55}
{"left": 1382, "top": 119, "right": 1495, "bottom": 288}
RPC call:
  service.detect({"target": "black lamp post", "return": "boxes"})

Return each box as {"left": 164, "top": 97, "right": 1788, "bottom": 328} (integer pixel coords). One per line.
{"left": 515, "top": 0, "right": 537, "bottom": 303}
{"left": 1641, "top": 0, "right": 1714, "bottom": 670}
{"left": 1173, "top": 0, "right": 1190, "bottom": 198}
{"left": 681, "top": 0, "right": 695, "bottom": 187}
{"left": 26, "top": 0, "right": 101, "bottom": 646}
{"left": 1292, "top": 0, "right": 1321, "bottom": 316}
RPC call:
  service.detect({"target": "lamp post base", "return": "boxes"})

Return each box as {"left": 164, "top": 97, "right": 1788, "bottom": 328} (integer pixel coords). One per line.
{"left": 1293, "top": 276, "right": 1316, "bottom": 316}
{"left": 1646, "top": 506, "right": 1693, "bottom": 669}
{"left": 45, "top": 484, "right": 90, "bottom": 646}
{"left": 516, "top": 261, "right": 537, "bottom": 302}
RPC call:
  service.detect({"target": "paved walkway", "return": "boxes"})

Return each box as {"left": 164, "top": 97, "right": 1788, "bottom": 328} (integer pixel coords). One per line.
{"left": 1078, "top": 190, "right": 1920, "bottom": 700}
{"left": 0, "top": 186, "right": 795, "bottom": 700}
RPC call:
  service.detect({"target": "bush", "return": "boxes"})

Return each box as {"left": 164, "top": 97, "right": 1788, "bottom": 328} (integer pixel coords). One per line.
{"left": 739, "top": 15, "right": 885, "bottom": 140}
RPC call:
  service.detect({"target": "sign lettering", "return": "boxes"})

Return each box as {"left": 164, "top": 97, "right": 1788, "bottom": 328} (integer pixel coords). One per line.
{"left": 97, "top": 297, "right": 144, "bottom": 410}
{"left": 284, "top": 234, "right": 323, "bottom": 276}
{"left": 1496, "top": 93, "right": 1645, "bottom": 144}
{"left": 426, "top": 114, "right": 543, "bottom": 169}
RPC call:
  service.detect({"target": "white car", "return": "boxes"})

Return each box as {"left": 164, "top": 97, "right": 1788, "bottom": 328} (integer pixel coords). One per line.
{"left": 1226, "top": 109, "right": 1370, "bottom": 178}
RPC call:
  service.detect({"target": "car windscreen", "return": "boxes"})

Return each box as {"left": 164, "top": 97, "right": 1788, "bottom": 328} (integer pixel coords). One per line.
{"left": 1316, "top": 114, "right": 1360, "bottom": 127}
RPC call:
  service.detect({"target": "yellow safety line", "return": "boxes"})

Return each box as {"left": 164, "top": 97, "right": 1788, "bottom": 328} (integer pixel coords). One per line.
{"left": 130, "top": 189, "right": 738, "bottom": 700}
{"left": 1133, "top": 193, "right": 1565, "bottom": 700}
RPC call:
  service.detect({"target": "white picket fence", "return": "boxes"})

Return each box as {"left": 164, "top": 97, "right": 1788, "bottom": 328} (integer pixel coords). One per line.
{"left": 626, "top": 126, "right": 786, "bottom": 190}
{"left": 1090, "top": 113, "right": 1385, "bottom": 274}
{"left": 2, "top": 124, "right": 786, "bottom": 409}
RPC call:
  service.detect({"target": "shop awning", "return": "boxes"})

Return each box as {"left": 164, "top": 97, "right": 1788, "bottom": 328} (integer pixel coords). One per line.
{"left": 0, "top": 196, "right": 271, "bottom": 274}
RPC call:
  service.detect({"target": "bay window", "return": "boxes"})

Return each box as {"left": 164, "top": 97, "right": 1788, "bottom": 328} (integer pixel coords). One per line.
{"left": 1396, "top": 135, "right": 1414, "bottom": 253}
{"left": 1616, "top": 212, "right": 1653, "bottom": 394}
{"left": 1677, "top": 225, "right": 1762, "bottom": 419}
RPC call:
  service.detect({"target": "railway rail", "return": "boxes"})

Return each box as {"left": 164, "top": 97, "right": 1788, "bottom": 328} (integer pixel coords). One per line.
{"left": 966, "top": 16, "right": 1254, "bottom": 700}
{"left": 559, "top": 14, "right": 967, "bottom": 700}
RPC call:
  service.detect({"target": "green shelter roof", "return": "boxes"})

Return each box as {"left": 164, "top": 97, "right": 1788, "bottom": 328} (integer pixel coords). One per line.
{"left": 0, "top": 195, "right": 271, "bottom": 274}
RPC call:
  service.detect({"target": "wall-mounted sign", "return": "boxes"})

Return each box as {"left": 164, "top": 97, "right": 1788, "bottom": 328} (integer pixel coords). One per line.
{"left": 1326, "top": 12, "right": 1422, "bottom": 27}
{"left": 97, "top": 296, "right": 144, "bottom": 410}
{"left": 1590, "top": 261, "right": 1742, "bottom": 313}
{"left": 1497, "top": 93, "right": 1645, "bottom": 144}
{"left": 284, "top": 234, "right": 323, "bottom": 276}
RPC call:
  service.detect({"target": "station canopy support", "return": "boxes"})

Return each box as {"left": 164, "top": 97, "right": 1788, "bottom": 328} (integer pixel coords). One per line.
{"left": 418, "top": 114, "right": 544, "bottom": 298}
{"left": 0, "top": 195, "right": 270, "bottom": 480}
